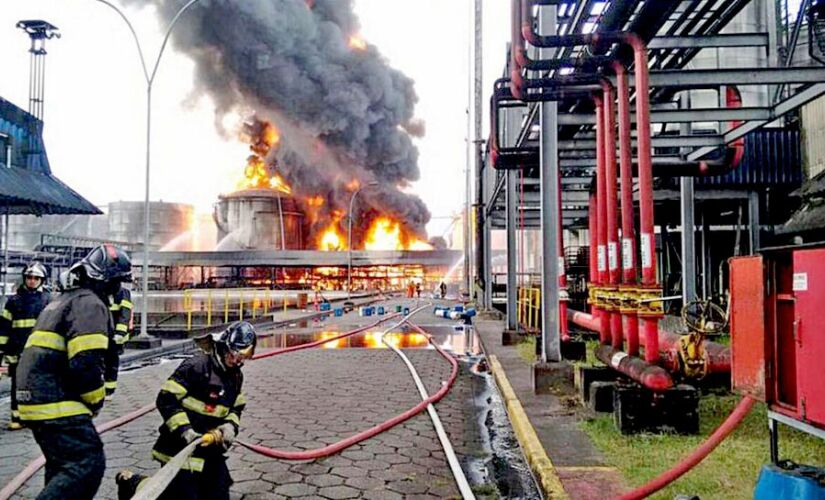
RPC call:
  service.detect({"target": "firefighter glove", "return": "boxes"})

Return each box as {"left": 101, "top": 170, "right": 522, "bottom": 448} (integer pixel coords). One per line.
{"left": 201, "top": 428, "right": 223, "bottom": 447}
{"left": 218, "top": 423, "right": 237, "bottom": 450}
{"left": 182, "top": 428, "right": 202, "bottom": 445}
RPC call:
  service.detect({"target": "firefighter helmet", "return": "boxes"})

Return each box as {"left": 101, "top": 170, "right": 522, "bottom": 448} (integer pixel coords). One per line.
{"left": 23, "top": 262, "right": 47, "bottom": 279}
{"left": 216, "top": 321, "right": 257, "bottom": 358}
{"left": 70, "top": 244, "right": 132, "bottom": 283}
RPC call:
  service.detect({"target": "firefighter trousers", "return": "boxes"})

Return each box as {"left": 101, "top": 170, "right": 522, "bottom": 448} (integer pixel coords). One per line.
{"left": 8, "top": 361, "right": 19, "bottom": 423}
{"left": 118, "top": 457, "right": 231, "bottom": 500}
{"left": 30, "top": 417, "right": 106, "bottom": 500}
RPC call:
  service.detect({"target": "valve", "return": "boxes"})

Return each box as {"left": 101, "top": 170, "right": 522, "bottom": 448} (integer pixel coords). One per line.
{"left": 637, "top": 286, "right": 664, "bottom": 317}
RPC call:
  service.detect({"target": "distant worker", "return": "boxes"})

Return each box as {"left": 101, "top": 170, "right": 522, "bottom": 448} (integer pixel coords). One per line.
{"left": 16, "top": 245, "right": 131, "bottom": 498}
{"left": 117, "top": 321, "right": 257, "bottom": 500}
{"left": 415, "top": 282, "right": 421, "bottom": 298}
{"left": 439, "top": 282, "right": 447, "bottom": 299}
{"left": 0, "top": 262, "right": 51, "bottom": 430}
{"left": 105, "top": 285, "right": 134, "bottom": 398}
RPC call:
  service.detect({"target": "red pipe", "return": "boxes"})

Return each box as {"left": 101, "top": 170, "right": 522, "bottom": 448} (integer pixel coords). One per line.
{"left": 594, "top": 95, "right": 609, "bottom": 345}
{"left": 617, "top": 34, "right": 661, "bottom": 365}
{"left": 601, "top": 80, "right": 623, "bottom": 352}
{"left": 568, "top": 310, "right": 730, "bottom": 375}
{"left": 594, "top": 344, "right": 673, "bottom": 392}
{"left": 618, "top": 397, "right": 757, "bottom": 500}
{"left": 588, "top": 194, "right": 598, "bottom": 317}
{"left": 612, "top": 61, "right": 640, "bottom": 357}
{"left": 238, "top": 320, "right": 458, "bottom": 460}
{"left": 558, "top": 177, "right": 570, "bottom": 342}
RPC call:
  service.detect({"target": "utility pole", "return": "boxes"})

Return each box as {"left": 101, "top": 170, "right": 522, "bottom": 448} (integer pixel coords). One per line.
{"left": 473, "top": 0, "right": 485, "bottom": 308}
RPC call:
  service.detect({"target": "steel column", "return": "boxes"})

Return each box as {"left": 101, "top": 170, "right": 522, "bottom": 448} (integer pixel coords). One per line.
{"left": 539, "top": 4, "right": 560, "bottom": 363}
{"left": 680, "top": 92, "right": 696, "bottom": 304}
{"left": 748, "top": 191, "right": 761, "bottom": 253}
{"left": 507, "top": 170, "right": 518, "bottom": 330}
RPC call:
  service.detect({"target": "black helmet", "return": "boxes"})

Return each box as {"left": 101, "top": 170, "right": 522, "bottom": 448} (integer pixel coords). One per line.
{"left": 23, "top": 262, "right": 47, "bottom": 279}
{"left": 70, "top": 244, "right": 132, "bottom": 283}
{"left": 215, "top": 321, "right": 257, "bottom": 359}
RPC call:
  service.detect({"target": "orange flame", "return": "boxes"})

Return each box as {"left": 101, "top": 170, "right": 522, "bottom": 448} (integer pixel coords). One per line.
{"left": 348, "top": 34, "right": 367, "bottom": 51}
{"left": 364, "top": 216, "right": 433, "bottom": 251}
{"left": 236, "top": 120, "right": 291, "bottom": 194}
{"left": 319, "top": 224, "right": 346, "bottom": 251}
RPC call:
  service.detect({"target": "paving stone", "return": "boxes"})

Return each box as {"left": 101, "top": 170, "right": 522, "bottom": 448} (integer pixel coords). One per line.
{"left": 306, "top": 474, "right": 344, "bottom": 488}
{"left": 273, "top": 483, "right": 317, "bottom": 497}
{"left": 343, "top": 476, "right": 385, "bottom": 491}
{"left": 329, "top": 466, "right": 368, "bottom": 478}
{"left": 386, "top": 479, "right": 430, "bottom": 495}
{"left": 232, "top": 479, "right": 273, "bottom": 494}
{"left": 316, "top": 485, "right": 360, "bottom": 499}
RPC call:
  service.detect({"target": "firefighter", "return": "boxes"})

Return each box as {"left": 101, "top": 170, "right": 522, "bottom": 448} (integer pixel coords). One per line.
{"left": 16, "top": 244, "right": 131, "bottom": 499}
{"left": 116, "top": 321, "right": 257, "bottom": 500}
{"left": 0, "top": 262, "right": 50, "bottom": 430}
{"left": 105, "top": 285, "right": 133, "bottom": 398}
{"left": 439, "top": 281, "right": 447, "bottom": 299}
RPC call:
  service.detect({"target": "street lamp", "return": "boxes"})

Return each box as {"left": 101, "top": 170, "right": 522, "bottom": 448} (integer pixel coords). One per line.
{"left": 347, "top": 181, "right": 379, "bottom": 299}
{"left": 95, "top": 0, "right": 203, "bottom": 345}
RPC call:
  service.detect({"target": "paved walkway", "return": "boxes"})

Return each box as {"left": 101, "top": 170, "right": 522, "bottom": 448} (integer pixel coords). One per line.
{"left": 0, "top": 301, "right": 536, "bottom": 499}
{"left": 476, "top": 318, "right": 627, "bottom": 499}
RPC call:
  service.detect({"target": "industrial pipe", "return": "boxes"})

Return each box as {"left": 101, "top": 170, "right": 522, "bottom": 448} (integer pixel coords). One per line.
{"left": 594, "top": 94, "right": 609, "bottom": 345}
{"left": 618, "top": 397, "right": 757, "bottom": 500}
{"left": 601, "top": 80, "right": 623, "bottom": 352}
{"left": 612, "top": 61, "right": 640, "bottom": 357}
{"left": 587, "top": 194, "right": 598, "bottom": 317}
{"left": 558, "top": 177, "right": 569, "bottom": 342}
{"left": 594, "top": 344, "right": 673, "bottom": 392}
{"left": 568, "top": 309, "right": 731, "bottom": 375}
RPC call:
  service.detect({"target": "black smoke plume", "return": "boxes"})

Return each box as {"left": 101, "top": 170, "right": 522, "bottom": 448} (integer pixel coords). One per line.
{"left": 123, "top": 0, "right": 430, "bottom": 246}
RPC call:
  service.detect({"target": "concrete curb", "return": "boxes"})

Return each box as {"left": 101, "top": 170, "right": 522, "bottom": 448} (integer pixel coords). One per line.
{"left": 488, "top": 355, "right": 569, "bottom": 499}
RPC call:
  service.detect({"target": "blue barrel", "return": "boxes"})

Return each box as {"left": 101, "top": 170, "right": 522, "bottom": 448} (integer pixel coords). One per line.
{"left": 403, "top": 307, "right": 410, "bottom": 315}
{"left": 365, "top": 307, "right": 373, "bottom": 317}
{"left": 377, "top": 306, "right": 385, "bottom": 315}
{"left": 754, "top": 464, "right": 825, "bottom": 500}
{"left": 395, "top": 305, "right": 403, "bottom": 313}
{"left": 452, "top": 305, "right": 464, "bottom": 313}
{"left": 334, "top": 308, "right": 344, "bottom": 317}
{"left": 320, "top": 302, "right": 331, "bottom": 311}
{"left": 464, "top": 308, "right": 477, "bottom": 317}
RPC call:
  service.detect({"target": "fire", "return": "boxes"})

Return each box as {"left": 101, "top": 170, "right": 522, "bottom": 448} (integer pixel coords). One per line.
{"left": 346, "top": 179, "right": 360, "bottom": 191}
{"left": 319, "top": 225, "right": 346, "bottom": 251}
{"left": 348, "top": 34, "right": 368, "bottom": 51}
{"left": 364, "top": 217, "right": 433, "bottom": 251}
{"left": 236, "top": 119, "right": 291, "bottom": 194}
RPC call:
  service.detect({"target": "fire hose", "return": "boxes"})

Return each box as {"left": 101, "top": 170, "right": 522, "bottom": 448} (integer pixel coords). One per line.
{"left": 1, "top": 304, "right": 467, "bottom": 498}
{"left": 383, "top": 316, "right": 474, "bottom": 499}
{"left": 236, "top": 304, "right": 459, "bottom": 460}
{"left": 617, "top": 396, "right": 757, "bottom": 499}
{"left": 0, "top": 312, "right": 403, "bottom": 500}
{"left": 131, "top": 438, "right": 204, "bottom": 500}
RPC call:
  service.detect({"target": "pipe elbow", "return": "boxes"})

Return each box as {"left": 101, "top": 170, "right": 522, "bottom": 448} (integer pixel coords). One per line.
{"left": 610, "top": 60, "right": 626, "bottom": 76}
{"left": 620, "top": 32, "right": 645, "bottom": 53}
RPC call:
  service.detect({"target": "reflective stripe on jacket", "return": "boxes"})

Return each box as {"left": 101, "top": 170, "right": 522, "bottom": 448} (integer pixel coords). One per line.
{"left": 16, "top": 288, "right": 112, "bottom": 421}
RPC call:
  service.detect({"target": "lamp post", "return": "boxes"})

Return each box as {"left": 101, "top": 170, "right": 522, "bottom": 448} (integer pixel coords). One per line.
{"left": 0, "top": 133, "right": 10, "bottom": 302}
{"left": 347, "top": 181, "right": 378, "bottom": 299}
{"left": 95, "top": 0, "right": 203, "bottom": 345}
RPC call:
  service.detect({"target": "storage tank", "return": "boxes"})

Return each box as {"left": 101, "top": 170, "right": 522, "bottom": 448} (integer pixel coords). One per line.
{"left": 214, "top": 189, "right": 303, "bottom": 250}
{"left": 7, "top": 213, "right": 108, "bottom": 251}
{"left": 108, "top": 201, "right": 193, "bottom": 250}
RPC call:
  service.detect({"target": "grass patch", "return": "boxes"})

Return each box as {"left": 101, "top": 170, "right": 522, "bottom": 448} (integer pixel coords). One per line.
{"left": 515, "top": 336, "right": 536, "bottom": 364}
{"left": 580, "top": 394, "right": 825, "bottom": 499}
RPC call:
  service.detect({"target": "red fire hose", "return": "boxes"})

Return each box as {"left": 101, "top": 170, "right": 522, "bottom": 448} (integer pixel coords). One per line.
{"left": 237, "top": 319, "right": 458, "bottom": 460}
{"left": 617, "top": 396, "right": 757, "bottom": 499}
{"left": 0, "top": 312, "right": 405, "bottom": 500}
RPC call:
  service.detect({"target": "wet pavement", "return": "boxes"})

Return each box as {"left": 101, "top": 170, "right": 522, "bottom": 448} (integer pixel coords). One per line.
{"left": 0, "top": 299, "right": 539, "bottom": 499}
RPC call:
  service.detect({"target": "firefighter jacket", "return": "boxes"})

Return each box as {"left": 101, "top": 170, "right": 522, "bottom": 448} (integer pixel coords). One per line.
{"left": 152, "top": 352, "right": 246, "bottom": 471}
{"left": 15, "top": 288, "right": 113, "bottom": 422}
{"left": 110, "top": 288, "right": 133, "bottom": 345}
{"left": 0, "top": 285, "right": 50, "bottom": 364}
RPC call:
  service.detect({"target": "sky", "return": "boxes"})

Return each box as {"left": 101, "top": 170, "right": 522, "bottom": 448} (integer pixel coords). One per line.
{"left": 0, "top": 0, "right": 510, "bottom": 240}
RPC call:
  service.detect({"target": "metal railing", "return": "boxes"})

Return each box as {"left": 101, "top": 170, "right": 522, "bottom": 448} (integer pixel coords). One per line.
{"left": 183, "top": 288, "right": 290, "bottom": 331}
{"left": 517, "top": 286, "right": 542, "bottom": 332}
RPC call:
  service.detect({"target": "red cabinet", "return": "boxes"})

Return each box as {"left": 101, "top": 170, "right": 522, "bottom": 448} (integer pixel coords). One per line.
{"left": 730, "top": 247, "right": 825, "bottom": 431}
